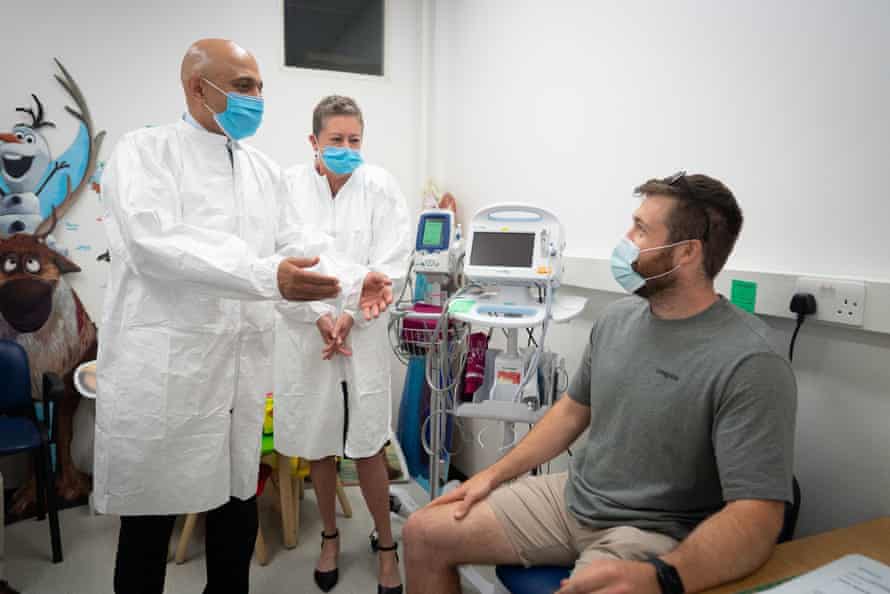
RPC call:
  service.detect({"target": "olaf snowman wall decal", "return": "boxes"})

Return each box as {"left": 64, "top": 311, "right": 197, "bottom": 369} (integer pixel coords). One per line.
{"left": 0, "top": 58, "right": 106, "bottom": 517}
{"left": 0, "top": 95, "right": 58, "bottom": 236}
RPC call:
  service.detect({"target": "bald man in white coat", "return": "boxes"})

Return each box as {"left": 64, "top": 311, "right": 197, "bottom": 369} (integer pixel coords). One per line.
{"left": 95, "top": 39, "right": 392, "bottom": 594}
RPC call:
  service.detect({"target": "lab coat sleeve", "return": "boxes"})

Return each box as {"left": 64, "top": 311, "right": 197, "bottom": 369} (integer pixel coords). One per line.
{"left": 273, "top": 176, "right": 362, "bottom": 321}
{"left": 104, "top": 133, "right": 283, "bottom": 300}
{"left": 344, "top": 170, "right": 413, "bottom": 328}
{"left": 275, "top": 299, "right": 336, "bottom": 323}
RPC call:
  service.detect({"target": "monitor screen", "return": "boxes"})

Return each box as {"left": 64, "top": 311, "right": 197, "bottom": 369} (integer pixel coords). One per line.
{"left": 422, "top": 220, "right": 445, "bottom": 247}
{"left": 470, "top": 232, "right": 535, "bottom": 267}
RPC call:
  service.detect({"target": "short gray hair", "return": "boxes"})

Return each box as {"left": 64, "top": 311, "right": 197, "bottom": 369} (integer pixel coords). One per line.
{"left": 312, "top": 95, "right": 364, "bottom": 136}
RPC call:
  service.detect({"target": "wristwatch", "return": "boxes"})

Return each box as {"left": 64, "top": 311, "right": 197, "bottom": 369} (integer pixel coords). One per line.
{"left": 646, "top": 557, "right": 685, "bottom": 594}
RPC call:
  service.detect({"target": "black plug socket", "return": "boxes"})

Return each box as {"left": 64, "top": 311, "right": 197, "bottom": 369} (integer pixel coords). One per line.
{"left": 790, "top": 293, "right": 817, "bottom": 316}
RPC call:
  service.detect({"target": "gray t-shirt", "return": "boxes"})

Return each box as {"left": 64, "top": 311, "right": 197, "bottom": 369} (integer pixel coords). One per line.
{"left": 566, "top": 296, "right": 797, "bottom": 540}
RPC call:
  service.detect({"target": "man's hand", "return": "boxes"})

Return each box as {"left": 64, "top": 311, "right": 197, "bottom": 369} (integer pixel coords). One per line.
{"left": 555, "top": 559, "right": 659, "bottom": 594}
{"left": 359, "top": 272, "right": 393, "bottom": 320}
{"left": 317, "top": 314, "right": 351, "bottom": 360}
{"left": 429, "top": 468, "right": 499, "bottom": 521}
{"left": 278, "top": 257, "right": 340, "bottom": 301}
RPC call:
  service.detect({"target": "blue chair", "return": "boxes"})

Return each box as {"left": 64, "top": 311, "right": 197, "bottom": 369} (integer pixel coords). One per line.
{"left": 0, "top": 339, "right": 63, "bottom": 563}
{"left": 496, "top": 477, "right": 802, "bottom": 594}
{"left": 495, "top": 565, "right": 572, "bottom": 594}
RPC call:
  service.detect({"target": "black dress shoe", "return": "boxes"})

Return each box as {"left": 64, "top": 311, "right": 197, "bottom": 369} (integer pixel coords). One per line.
{"left": 375, "top": 541, "right": 403, "bottom": 594}
{"left": 314, "top": 530, "right": 340, "bottom": 592}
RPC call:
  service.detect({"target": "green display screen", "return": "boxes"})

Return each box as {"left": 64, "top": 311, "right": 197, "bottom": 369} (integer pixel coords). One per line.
{"left": 422, "top": 220, "right": 444, "bottom": 246}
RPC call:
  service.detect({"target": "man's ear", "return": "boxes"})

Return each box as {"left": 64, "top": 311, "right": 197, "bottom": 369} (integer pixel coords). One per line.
{"left": 685, "top": 239, "right": 707, "bottom": 270}
{"left": 675, "top": 239, "right": 699, "bottom": 265}
{"left": 188, "top": 76, "right": 205, "bottom": 102}
{"left": 308, "top": 134, "right": 319, "bottom": 154}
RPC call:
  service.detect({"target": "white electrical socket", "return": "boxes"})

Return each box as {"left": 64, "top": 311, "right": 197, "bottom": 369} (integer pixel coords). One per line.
{"left": 794, "top": 277, "right": 866, "bottom": 326}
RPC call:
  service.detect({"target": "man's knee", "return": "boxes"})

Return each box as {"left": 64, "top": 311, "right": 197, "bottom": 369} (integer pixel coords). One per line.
{"left": 403, "top": 505, "right": 452, "bottom": 564}
{"left": 402, "top": 507, "right": 432, "bottom": 552}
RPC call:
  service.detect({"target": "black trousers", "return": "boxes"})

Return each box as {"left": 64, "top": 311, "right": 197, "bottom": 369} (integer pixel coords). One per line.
{"left": 113, "top": 496, "right": 258, "bottom": 594}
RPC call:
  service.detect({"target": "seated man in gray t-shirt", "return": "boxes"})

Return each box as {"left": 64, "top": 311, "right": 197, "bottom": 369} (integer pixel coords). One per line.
{"left": 403, "top": 172, "right": 797, "bottom": 594}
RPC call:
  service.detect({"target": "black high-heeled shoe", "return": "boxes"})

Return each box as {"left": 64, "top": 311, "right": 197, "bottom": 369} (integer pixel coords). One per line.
{"left": 375, "top": 541, "right": 403, "bottom": 594}
{"left": 314, "top": 530, "right": 340, "bottom": 592}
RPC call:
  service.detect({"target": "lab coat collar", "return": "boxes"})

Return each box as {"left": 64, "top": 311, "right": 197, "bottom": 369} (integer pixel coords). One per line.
{"left": 313, "top": 164, "right": 362, "bottom": 200}
{"left": 176, "top": 116, "right": 231, "bottom": 147}
{"left": 182, "top": 111, "right": 206, "bottom": 131}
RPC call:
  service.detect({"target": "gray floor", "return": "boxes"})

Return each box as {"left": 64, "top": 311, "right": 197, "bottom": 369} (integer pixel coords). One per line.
{"left": 3, "top": 481, "right": 432, "bottom": 594}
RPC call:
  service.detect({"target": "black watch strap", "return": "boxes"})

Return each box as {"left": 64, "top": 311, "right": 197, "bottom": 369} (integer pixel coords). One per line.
{"left": 647, "top": 557, "right": 685, "bottom": 594}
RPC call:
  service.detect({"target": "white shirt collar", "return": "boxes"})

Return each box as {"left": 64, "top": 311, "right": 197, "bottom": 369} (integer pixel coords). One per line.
{"left": 182, "top": 111, "right": 206, "bottom": 131}
{"left": 178, "top": 113, "right": 234, "bottom": 148}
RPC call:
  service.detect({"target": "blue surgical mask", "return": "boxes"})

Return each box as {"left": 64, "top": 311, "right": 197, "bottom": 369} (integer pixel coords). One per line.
{"left": 321, "top": 146, "right": 363, "bottom": 175}
{"left": 610, "top": 237, "right": 689, "bottom": 294}
{"left": 202, "top": 78, "right": 264, "bottom": 141}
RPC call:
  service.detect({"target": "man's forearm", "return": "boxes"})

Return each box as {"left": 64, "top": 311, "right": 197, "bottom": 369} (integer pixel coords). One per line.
{"left": 488, "top": 396, "right": 590, "bottom": 484}
{"left": 662, "top": 500, "right": 785, "bottom": 593}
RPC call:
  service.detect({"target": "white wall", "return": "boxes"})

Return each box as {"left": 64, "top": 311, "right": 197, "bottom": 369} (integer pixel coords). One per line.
{"left": 430, "top": 0, "right": 890, "bottom": 280}
{"left": 432, "top": 1, "right": 890, "bottom": 537}
{"left": 0, "top": 0, "right": 425, "bottom": 318}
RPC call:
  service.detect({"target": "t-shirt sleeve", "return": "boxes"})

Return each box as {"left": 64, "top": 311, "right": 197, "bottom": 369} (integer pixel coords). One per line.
{"left": 568, "top": 330, "right": 594, "bottom": 406}
{"left": 714, "top": 352, "right": 798, "bottom": 503}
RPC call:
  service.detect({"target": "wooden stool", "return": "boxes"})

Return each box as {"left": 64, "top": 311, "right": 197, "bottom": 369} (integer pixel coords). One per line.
{"left": 275, "top": 453, "right": 352, "bottom": 549}
{"left": 174, "top": 453, "right": 351, "bottom": 563}
{"left": 173, "top": 499, "right": 272, "bottom": 566}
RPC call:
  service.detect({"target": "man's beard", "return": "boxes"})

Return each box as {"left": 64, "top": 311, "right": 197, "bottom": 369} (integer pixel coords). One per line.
{"left": 633, "top": 251, "right": 679, "bottom": 299}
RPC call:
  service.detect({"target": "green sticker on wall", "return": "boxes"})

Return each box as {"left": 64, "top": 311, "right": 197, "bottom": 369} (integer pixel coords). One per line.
{"left": 731, "top": 279, "right": 757, "bottom": 313}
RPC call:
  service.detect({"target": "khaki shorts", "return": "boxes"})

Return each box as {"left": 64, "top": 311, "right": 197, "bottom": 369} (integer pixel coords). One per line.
{"left": 488, "top": 472, "right": 679, "bottom": 574}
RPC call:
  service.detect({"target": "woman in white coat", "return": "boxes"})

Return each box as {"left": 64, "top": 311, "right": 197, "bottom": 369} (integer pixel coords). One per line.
{"left": 275, "top": 96, "right": 411, "bottom": 593}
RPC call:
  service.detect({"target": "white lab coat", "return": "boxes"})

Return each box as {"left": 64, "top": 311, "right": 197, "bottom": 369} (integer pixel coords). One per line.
{"left": 274, "top": 164, "right": 411, "bottom": 459}
{"left": 93, "top": 120, "right": 360, "bottom": 515}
